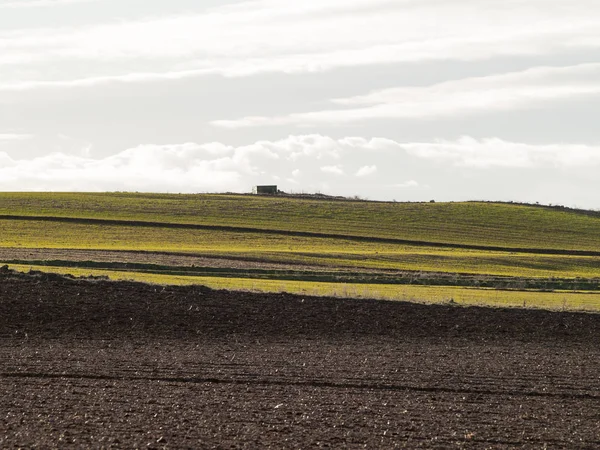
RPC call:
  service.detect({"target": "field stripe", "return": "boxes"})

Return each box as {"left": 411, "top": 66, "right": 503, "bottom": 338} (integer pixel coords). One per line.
{"left": 2, "top": 214, "right": 600, "bottom": 257}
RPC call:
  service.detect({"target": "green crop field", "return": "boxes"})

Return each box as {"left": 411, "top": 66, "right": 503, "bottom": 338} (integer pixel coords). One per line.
{"left": 1, "top": 192, "right": 599, "bottom": 311}
{"left": 1, "top": 192, "right": 600, "bottom": 250}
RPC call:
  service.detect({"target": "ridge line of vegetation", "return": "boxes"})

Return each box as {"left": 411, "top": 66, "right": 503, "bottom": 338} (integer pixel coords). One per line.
{"left": 467, "top": 200, "right": 600, "bottom": 218}
{"left": 2, "top": 214, "right": 600, "bottom": 257}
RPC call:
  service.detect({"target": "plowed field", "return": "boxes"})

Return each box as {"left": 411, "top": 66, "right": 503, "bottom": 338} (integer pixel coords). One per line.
{"left": 1, "top": 270, "right": 599, "bottom": 448}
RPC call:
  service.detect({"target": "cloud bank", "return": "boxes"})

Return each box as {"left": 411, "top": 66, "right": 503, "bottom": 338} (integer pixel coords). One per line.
{"left": 403, "top": 137, "right": 600, "bottom": 168}
{"left": 213, "top": 63, "right": 600, "bottom": 127}
{"left": 1, "top": 0, "right": 600, "bottom": 88}
{"left": 1, "top": 135, "right": 600, "bottom": 207}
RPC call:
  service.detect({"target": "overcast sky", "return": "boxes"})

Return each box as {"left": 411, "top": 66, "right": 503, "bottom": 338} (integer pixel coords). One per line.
{"left": 1, "top": 0, "right": 600, "bottom": 208}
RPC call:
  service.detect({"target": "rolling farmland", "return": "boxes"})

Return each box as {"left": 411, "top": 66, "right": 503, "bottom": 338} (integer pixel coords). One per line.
{"left": 1, "top": 192, "right": 600, "bottom": 250}
{"left": 1, "top": 192, "right": 600, "bottom": 310}
{"left": 2, "top": 192, "right": 600, "bottom": 447}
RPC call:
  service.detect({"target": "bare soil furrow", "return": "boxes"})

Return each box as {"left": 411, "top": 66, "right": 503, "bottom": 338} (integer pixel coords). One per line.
{"left": 3, "top": 371, "right": 600, "bottom": 403}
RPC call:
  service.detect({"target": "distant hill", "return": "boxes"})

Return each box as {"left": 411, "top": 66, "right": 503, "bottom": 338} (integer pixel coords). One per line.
{"left": 0, "top": 192, "right": 599, "bottom": 252}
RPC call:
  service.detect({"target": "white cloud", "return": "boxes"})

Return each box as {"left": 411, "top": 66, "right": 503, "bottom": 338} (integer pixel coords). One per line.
{"left": 0, "top": 135, "right": 357, "bottom": 192}
{"left": 1, "top": 0, "right": 600, "bottom": 88}
{"left": 0, "top": 143, "right": 241, "bottom": 192}
{"left": 0, "top": 133, "right": 32, "bottom": 141}
{"left": 0, "top": 0, "right": 98, "bottom": 8}
{"left": 2, "top": 134, "right": 600, "bottom": 195}
{"left": 355, "top": 165, "right": 377, "bottom": 177}
{"left": 0, "top": 69, "right": 218, "bottom": 92}
{"left": 403, "top": 136, "right": 600, "bottom": 168}
{"left": 320, "top": 165, "right": 344, "bottom": 175}
{"left": 2, "top": 134, "right": 600, "bottom": 208}
{"left": 0, "top": 135, "right": 372, "bottom": 192}
{"left": 213, "top": 63, "right": 600, "bottom": 127}
{"left": 392, "top": 180, "right": 419, "bottom": 188}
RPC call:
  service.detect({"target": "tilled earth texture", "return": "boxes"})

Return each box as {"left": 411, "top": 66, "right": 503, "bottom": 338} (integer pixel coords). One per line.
{"left": 1, "top": 270, "right": 599, "bottom": 449}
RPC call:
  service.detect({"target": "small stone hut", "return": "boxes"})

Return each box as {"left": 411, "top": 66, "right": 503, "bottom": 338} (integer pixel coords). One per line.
{"left": 252, "top": 185, "right": 278, "bottom": 195}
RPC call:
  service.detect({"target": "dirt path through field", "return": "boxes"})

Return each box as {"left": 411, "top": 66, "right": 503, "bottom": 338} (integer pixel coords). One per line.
{"left": 1, "top": 271, "right": 599, "bottom": 448}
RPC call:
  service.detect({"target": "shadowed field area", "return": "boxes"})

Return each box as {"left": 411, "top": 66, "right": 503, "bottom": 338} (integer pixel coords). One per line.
{"left": 1, "top": 271, "right": 599, "bottom": 448}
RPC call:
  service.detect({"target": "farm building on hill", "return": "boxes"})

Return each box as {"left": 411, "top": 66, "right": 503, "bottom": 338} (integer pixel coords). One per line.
{"left": 252, "top": 185, "right": 278, "bottom": 195}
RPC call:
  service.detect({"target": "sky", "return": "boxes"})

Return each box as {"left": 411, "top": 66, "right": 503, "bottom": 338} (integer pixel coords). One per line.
{"left": 1, "top": 0, "right": 600, "bottom": 208}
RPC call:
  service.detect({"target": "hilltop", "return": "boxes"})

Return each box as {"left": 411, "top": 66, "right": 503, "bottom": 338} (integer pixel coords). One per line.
{"left": 1, "top": 192, "right": 599, "bottom": 251}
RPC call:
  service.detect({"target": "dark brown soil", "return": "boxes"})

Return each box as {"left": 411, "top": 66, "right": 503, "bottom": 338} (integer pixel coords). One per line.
{"left": 1, "top": 270, "right": 599, "bottom": 448}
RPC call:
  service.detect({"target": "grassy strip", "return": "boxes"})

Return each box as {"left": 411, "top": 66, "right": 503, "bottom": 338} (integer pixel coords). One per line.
{"left": 3, "top": 220, "right": 600, "bottom": 278}
{"left": 3, "top": 214, "right": 600, "bottom": 257}
{"left": 1, "top": 192, "right": 600, "bottom": 251}
{"left": 5, "top": 264, "right": 600, "bottom": 312}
